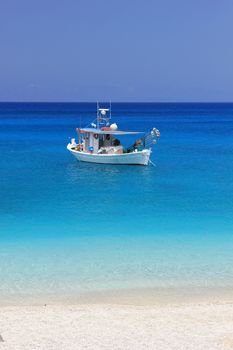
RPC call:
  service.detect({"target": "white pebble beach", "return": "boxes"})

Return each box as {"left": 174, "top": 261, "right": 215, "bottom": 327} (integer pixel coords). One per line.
{"left": 0, "top": 288, "right": 232, "bottom": 350}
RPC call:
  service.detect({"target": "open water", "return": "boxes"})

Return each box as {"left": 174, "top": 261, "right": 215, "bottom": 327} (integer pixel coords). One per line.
{"left": 0, "top": 102, "right": 233, "bottom": 300}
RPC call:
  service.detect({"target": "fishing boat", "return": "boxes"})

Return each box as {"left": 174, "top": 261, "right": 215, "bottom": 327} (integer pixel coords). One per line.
{"left": 67, "top": 105, "right": 160, "bottom": 165}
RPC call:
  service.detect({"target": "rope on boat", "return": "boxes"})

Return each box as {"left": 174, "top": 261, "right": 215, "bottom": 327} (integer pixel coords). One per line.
{"left": 149, "top": 159, "right": 156, "bottom": 167}
{"left": 145, "top": 128, "right": 160, "bottom": 167}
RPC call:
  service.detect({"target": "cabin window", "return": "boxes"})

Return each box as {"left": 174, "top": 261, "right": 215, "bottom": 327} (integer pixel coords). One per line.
{"left": 104, "top": 134, "right": 112, "bottom": 147}
{"left": 99, "top": 135, "right": 104, "bottom": 148}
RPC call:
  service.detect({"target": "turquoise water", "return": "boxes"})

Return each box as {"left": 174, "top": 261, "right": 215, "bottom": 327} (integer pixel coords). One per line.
{"left": 0, "top": 103, "right": 233, "bottom": 299}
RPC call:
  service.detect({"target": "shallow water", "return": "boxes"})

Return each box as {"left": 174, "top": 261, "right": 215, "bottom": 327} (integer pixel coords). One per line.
{"left": 0, "top": 102, "right": 233, "bottom": 299}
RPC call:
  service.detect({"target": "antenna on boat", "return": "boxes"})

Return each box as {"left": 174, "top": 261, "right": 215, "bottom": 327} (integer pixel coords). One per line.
{"left": 97, "top": 104, "right": 111, "bottom": 127}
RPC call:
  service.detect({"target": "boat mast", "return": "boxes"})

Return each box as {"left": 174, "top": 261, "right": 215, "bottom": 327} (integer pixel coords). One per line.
{"left": 97, "top": 101, "right": 99, "bottom": 129}
{"left": 110, "top": 100, "right": 112, "bottom": 119}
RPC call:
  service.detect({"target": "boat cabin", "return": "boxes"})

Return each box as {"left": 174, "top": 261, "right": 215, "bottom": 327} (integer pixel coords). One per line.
{"left": 72, "top": 127, "right": 144, "bottom": 155}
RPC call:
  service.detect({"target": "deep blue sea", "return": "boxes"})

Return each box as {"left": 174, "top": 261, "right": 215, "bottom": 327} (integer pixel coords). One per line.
{"left": 0, "top": 102, "right": 233, "bottom": 300}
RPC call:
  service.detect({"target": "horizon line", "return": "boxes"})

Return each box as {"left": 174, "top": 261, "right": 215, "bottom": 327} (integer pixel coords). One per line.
{"left": 1, "top": 101, "right": 233, "bottom": 104}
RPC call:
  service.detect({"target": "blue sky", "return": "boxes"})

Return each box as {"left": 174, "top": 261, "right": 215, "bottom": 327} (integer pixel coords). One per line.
{"left": 0, "top": 0, "right": 233, "bottom": 102}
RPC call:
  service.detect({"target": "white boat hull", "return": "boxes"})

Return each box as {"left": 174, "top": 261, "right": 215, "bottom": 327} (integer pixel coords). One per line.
{"left": 67, "top": 144, "right": 151, "bottom": 165}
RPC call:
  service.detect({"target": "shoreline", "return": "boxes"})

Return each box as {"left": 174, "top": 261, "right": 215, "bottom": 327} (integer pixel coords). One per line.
{"left": 0, "top": 285, "right": 232, "bottom": 306}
